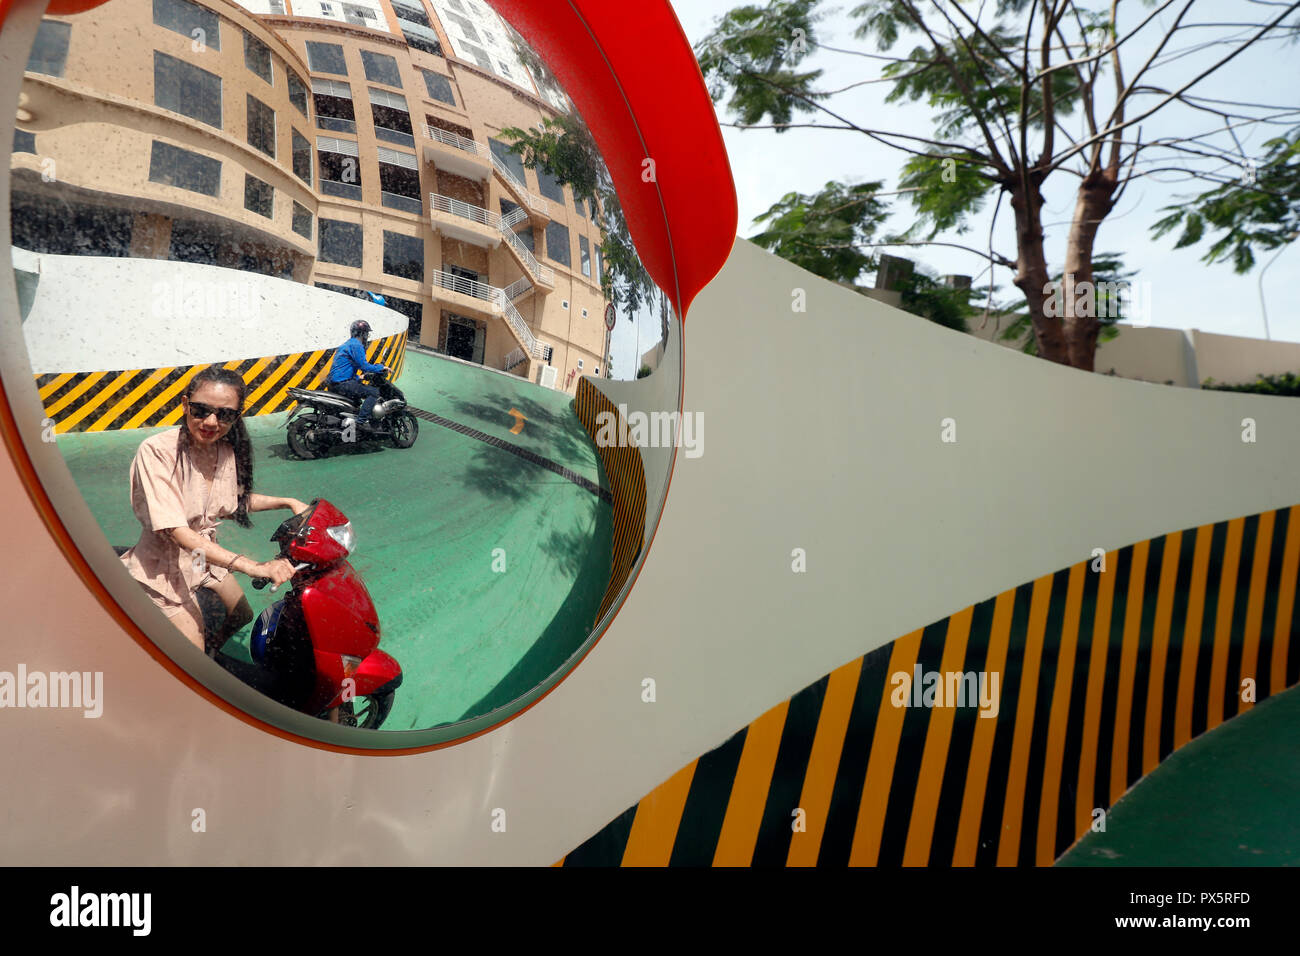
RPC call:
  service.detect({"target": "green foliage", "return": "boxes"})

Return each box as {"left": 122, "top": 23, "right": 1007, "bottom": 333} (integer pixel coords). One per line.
{"left": 997, "top": 253, "right": 1134, "bottom": 355}
{"left": 1151, "top": 127, "right": 1300, "bottom": 273}
{"left": 637, "top": 365, "right": 653, "bottom": 379}
{"left": 896, "top": 153, "right": 988, "bottom": 238}
{"left": 894, "top": 268, "right": 974, "bottom": 333}
{"left": 880, "top": 27, "right": 1079, "bottom": 140}
{"left": 696, "top": 0, "right": 827, "bottom": 128}
{"left": 749, "top": 180, "right": 888, "bottom": 282}
{"left": 1203, "top": 372, "right": 1300, "bottom": 397}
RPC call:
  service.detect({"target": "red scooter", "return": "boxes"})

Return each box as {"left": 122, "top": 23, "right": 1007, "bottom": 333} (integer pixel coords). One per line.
{"left": 218, "top": 498, "right": 403, "bottom": 729}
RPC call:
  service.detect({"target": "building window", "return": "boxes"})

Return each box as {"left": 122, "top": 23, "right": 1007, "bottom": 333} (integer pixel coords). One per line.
{"left": 581, "top": 308, "right": 589, "bottom": 318}
{"left": 577, "top": 360, "right": 584, "bottom": 370}
{"left": 421, "top": 70, "right": 455, "bottom": 105}
{"left": 401, "top": 24, "right": 443, "bottom": 56}
{"left": 247, "top": 94, "right": 276, "bottom": 157}
{"left": 306, "top": 41, "right": 347, "bottom": 75}
{"left": 317, "top": 137, "right": 361, "bottom": 199}
{"left": 267, "top": 0, "right": 286, "bottom": 12}
{"left": 244, "top": 32, "right": 272, "bottom": 83}
{"left": 148, "top": 139, "right": 220, "bottom": 197}
{"left": 154, "top": 51, "right": 222, "bottom": 129}
{"left": 342, "top": 3, "right": 379, "bottom": 28}
{"left": 579, "top": 235, "right": 591, "bottom": 277}
{"left": 535, "top": 165, "right": 565, "bottom": 204}
{"left": 462, "top": 43, "right": 492, "bottom": 71}
{"left": 378, "top": 147, "right": 422, "bottom": 214}
{"left": 545, "top": 221, "right": 571, "bottom": 268}
{"left": 313, "top": 78, "right": 355, "bottom": 133}
{"left": 292, "top": 201, "right": 313, "bottom": 239}
{"left": 391, "top": 0, "right": 429, "bottom": 27}
{"left": 361, "top": 50, "right": 401, "bottom": 87}
{"left": 594, "top": 244, "right": 602, "bottom": 278}
{"left": 383, "top": 231, "right": 423, "bottom": 281}
{"left": 13, "top": 129, "right": 36, "bottom": 154}
{"left": 153, "top": 0, "right": 219, "bottom": 50}
{"left": 291, "top": 130, "right": 312, "bottom": 184}
{"left": 575, "top": 195, "right": 586, "bottom": 220}
{"left": 489, "top": 137, "right": 526, "bottom": 184}
{"left": 288, "top": 72, "right": 309, "bottom": 116}
{"left": 370, "top": 89, "right": 413, "bottom": 147}
{"left": 244, "top": 174, "right": 273, "bottom": 218}
{"left": 445, "top": 10, "right": 480, "bottom": 42}
{"left": 26, "top": 19, "right": 71, "bottom": 77}
{"left": 384, "top": 294, "right": 423, "bottom": 338}
{"left": 319, "top": 219, "right": 362, "bottom": 267}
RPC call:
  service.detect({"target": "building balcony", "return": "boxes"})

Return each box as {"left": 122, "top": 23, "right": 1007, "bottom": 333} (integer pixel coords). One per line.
{"left": 430, "top": 269, "right": 551, "bottom": 360}
{"left": 429, "top": 193, "right": 500, "bottom": 247}
{"left": 421, "top": 125, "right": 491, "bottom": 182}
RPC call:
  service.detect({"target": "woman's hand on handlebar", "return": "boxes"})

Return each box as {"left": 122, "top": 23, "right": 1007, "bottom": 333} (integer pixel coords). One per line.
{"left": 253, "top": 558, "right": 298, "bottom": 586}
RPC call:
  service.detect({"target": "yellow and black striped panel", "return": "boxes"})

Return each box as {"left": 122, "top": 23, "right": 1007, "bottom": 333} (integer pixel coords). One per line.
{"left": 561, "top": 505, "right": 1300, "bottom": 866}
{"left": 573, "top": 379, "right": 647, "bottom": 623}
{"left": 32, "top": 333, "right": 407, "bottom": 434}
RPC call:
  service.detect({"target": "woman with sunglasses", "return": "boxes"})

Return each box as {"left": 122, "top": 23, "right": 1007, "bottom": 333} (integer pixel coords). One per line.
{"left": 119, "top": 366, "right": 309, "bottom": 655}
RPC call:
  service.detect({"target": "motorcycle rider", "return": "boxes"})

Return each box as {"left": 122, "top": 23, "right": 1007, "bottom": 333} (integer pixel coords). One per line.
{"left": 326, "top": 320, "right": 390, "bottom": 431}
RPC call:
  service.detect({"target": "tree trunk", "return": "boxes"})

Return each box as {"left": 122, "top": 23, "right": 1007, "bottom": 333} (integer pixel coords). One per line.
{"left": 1009, "top": 175, "right": 1067, "bottom": 364}
{"left": 1062, "top": 172, "right": 1118, "bottom": 371}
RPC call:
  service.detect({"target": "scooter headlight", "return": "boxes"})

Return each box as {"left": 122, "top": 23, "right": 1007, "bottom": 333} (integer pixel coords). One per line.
{"left": 326, "top": 521, "right": 356, "bottom": 555}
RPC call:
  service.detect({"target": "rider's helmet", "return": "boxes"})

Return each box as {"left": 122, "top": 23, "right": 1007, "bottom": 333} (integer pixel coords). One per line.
{"left": 350, "top": 320, "right": 372, "bottom": 345}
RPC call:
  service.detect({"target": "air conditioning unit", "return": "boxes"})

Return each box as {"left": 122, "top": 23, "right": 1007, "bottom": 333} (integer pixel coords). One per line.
{"left": 537, "top": 365, "right": 557, "bottom": 389}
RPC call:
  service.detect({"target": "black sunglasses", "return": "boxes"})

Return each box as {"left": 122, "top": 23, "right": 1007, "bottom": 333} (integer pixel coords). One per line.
{"left": 187, "top": 400, "right": 241, "bottom": 424}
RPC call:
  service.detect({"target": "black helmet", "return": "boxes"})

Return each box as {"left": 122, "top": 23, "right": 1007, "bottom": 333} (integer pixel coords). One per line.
{"left": 350, "top": 320, "right": 372, "bottom": 343}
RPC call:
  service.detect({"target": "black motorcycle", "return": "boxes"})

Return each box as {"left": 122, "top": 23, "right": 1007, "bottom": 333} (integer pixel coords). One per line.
{"left": 285, "top": 370, "right": 418, "bottom": 459}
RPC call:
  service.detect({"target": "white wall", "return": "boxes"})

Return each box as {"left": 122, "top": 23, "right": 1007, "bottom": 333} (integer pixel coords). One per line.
{"left": 15, "top": 249, "right": 407, "bottom": 373}
{"left": 4, "top": 1, "right": 1300, "bottom": 866}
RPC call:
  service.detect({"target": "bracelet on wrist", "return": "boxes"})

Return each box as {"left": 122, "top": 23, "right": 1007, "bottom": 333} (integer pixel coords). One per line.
{"left": 227, "top": 553, "right": 245, "bottom": 572}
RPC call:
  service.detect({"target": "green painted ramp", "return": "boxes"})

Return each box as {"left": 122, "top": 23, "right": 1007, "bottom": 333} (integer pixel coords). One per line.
{"left": 1059, "top": 683, "right": 1300, "bottom": 866}
{"left": 55, "top": 349, "right": 614, "bottom": 730}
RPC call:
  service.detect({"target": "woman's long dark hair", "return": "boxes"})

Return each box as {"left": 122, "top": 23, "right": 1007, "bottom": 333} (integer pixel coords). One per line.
{"left": 179, "top": 366, "right": 254, "bottom": 528}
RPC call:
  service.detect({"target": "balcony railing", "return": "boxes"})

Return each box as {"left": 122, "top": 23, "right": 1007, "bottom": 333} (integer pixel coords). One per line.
{"left": 489, "top": 153, "right": 548, "bottom": 214}
{"left": 499, "top": 226, "right": 554, "bottom": 286}
{"left": 500, "top": 205, "right": 528, "bottom": 230}
{"left": 502, "top": 277, "right": 532, "bottom": 301}
{"left": 424, "top": 125, "right": 484, "bottom": 156}
{"left": 430, "top": 193, "right": 499, "bottom": 228}
{"left": 430, "top": 270, "right": 551, "bottom": 360}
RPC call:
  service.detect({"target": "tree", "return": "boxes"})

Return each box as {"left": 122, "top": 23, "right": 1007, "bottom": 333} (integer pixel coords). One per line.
{"left": 995, "top": 252, "right": 1134, "bottom": 354}
{"left": 696, "top": 0, "right": 1300, "bottom": 371}
{"left": 499, "top": 28, "right": 665, "bottom": 323}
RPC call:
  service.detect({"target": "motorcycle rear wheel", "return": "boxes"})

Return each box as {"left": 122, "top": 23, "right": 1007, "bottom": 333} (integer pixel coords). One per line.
{"left": 287, "top": 418, "right": 322, "bottom": 460}
{"left": 389, "top": 412, "right": 418, "bottom": 449}
{"left": 335, "top": 690, "right": 397, "bottom": 729}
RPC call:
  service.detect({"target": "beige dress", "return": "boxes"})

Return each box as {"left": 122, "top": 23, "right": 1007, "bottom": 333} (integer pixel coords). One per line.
{"left": 120, "top": 429, "right": 239, "bottom": 617}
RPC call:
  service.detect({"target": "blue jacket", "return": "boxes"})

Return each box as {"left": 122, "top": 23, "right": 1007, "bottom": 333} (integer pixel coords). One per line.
{"left": 329, "top": 337, "right": 386, "bottom": 383}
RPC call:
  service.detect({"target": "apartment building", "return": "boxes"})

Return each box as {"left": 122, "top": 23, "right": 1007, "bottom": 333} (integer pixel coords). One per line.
{"left": 11, "top": 0, "right": 611, "bottom": 389}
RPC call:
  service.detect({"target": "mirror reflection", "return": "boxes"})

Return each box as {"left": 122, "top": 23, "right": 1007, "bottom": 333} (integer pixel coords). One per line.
{"left": 10, "top": 0, "right": 677, "bottom": 735}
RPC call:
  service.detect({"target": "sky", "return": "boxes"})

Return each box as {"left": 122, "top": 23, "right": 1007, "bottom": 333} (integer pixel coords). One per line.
{"left": 610, "top": 0, "right": 1300, "bottom": 377}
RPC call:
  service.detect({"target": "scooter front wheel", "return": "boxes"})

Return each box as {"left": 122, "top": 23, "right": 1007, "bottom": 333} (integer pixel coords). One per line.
{"left": 335, "top": 690, "right": 397, "bottom": 729}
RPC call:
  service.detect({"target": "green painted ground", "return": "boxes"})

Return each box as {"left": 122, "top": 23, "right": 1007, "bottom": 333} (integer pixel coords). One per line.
{"left": 1059, "top": 684, "right": 1300, "bottom": 866}
{"left": 55, "top": 349, "right": 613, "bottom": 730}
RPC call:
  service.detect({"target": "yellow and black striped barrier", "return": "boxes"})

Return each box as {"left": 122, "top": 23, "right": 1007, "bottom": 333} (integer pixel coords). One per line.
{"left": 560, "top": 505, "right": 1300, "bottom": 866}
{"left": 573, "top": 379, "right": 647, "bottom": 625}
{"left": 33, "top": 333, "right": 407, "bottom": 434}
